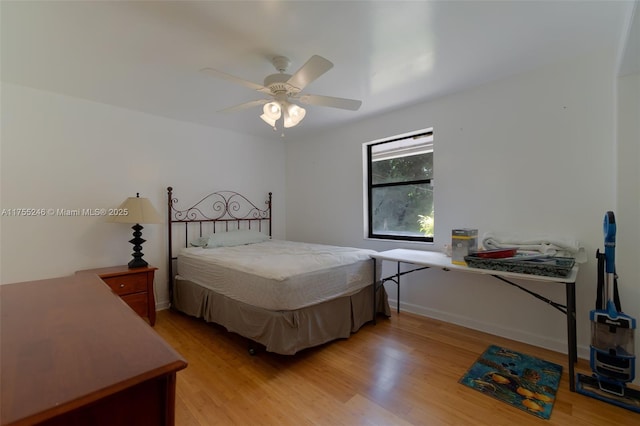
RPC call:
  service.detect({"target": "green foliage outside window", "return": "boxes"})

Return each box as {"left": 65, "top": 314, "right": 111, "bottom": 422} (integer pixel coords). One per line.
{"left": 418, "top": 214, "right": 434, "bottom": 237}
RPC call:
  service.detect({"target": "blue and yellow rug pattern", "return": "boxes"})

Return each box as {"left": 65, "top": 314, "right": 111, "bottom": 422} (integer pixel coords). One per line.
{"left": 459, "top": 345, "right": 562, "bottom": 420}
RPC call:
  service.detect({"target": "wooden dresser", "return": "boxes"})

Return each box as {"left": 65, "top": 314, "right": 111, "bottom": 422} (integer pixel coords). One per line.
{"left": 77, "top": 265, "right": 157, "bottom": 325}
{"left": 0, "top": 274, "right": 187, "bottom": 426}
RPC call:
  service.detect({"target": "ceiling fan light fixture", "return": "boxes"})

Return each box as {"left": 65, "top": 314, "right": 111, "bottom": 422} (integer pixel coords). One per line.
{"left": 264, "top": 102, "right": 281, "bottom": 116}
{"left": 260, "top": 113, "right": 277, "bottom": 127}
{"left": 260, "top": 102, "right": 281, "bottom": 127}
{"left": 283, "top": 103, "right": 306, "bottom": 128}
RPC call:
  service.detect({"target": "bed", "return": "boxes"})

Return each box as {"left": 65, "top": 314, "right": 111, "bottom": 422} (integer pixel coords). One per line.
{"left": 167, "top": 187, "right": 390, "bottom": 355}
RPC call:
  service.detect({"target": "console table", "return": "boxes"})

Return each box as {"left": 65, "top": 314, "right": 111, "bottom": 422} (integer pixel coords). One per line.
{"left": 370, "top": 248, "right": 579, "bottom": 391}
{"left": 0, "top": 273, "right": 188, "bottom": 426}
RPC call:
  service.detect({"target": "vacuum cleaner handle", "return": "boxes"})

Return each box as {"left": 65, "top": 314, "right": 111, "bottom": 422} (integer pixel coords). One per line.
{"left": 596, "top": 249, "right": 605, "bottom": 310}
{"left": 604, "top": 211, "right": 616, "bottom": 274}
{"left": 603, "top": 211, "right": 622, "bottom": 314}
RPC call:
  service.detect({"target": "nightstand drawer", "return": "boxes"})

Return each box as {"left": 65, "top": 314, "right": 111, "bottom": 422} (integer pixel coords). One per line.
{"left": 121, "top": 292, "right": 149, "bottom": 318}
{"left": 102, "top": 273, "right": 148, "bottom": 296}
{"left": 76, "top": 265, "right": 157, "bottom": 326}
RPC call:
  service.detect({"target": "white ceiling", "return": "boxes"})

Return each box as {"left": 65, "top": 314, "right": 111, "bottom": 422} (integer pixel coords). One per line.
{"left": 2, "top": 1, "right": 637, "bottom": 141}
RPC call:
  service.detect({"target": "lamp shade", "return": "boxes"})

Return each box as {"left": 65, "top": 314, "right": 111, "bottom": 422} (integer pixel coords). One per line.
{"left": 110, "top": 194, "right": 162, "bottom": 224}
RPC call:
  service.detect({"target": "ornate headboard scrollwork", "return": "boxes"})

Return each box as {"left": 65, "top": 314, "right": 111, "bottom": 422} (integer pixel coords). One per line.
{"left": 166, "top": 187, "right": 272, "bottom": 304}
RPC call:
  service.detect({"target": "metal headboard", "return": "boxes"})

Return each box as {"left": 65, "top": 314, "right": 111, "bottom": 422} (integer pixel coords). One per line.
{"left": 166, "top": 187, "right": 272, "bottom": 304}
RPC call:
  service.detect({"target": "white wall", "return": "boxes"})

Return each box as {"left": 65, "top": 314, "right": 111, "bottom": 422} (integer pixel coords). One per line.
{"left": 616, "top": 71, "right": 640, "bottom": 384}
{"left": 0, "top": 83, "right": 286, "bottom": 308}
{"left": 285, "top": 50, "right": 618, "bottom": 359}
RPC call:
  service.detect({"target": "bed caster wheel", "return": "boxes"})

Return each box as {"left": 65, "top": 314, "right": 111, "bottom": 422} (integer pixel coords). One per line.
{"left": 248, "top": 347, "right": 257, "bottom": 356}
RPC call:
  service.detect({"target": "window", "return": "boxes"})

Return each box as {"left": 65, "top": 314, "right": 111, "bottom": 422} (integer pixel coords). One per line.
{"left": 365, "top": 129, "right": 434, "bottom": 242}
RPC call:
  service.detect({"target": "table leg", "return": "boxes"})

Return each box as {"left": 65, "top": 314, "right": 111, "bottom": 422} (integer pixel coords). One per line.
{"left": 566, "top": 281, "right": 577, "bottom": 391}
{"left": 397, "top": 262, "right": 401, "bottom": 313}
{"left": 373, "top": 258, "right": 377, "bottom": 325}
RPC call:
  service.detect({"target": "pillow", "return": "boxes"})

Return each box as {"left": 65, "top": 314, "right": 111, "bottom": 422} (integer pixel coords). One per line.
{"left": 206, "top": 230, "right": 269, "bottom": 248}
{"left": 189, "top": 236, "right": 209, "bottom": 247}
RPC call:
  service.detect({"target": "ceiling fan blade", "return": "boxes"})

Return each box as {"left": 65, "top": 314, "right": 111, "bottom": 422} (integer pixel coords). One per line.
{"left": 298, "top": 94, "right": 362, "bottom": 111}
{"left": 286, "top": 55, "right": 334, "bottom": 91}
{"left": 218, "top": 99, "right": 269, "bottom": 113}
{"left": 201, "top": 68, "right": 272, "bottom": 95}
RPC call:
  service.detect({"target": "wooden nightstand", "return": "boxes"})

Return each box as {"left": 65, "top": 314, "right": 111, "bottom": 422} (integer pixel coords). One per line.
{"left": 78, "top": 265, "right": 157, "bottom": 326}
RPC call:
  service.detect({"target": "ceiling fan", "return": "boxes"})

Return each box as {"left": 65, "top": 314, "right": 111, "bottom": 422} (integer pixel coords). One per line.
{"left": 201, "top": 55, "right": 362, "bottom": 130}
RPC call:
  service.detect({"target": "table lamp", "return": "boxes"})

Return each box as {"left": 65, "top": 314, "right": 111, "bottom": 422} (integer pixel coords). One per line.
{"left": 111, "top": 193, "right": 162, "bottom": 268}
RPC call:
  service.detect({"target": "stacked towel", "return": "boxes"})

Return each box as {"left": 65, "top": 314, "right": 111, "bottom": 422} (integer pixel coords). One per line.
{"left": 482, "top": 231, "right": 586, "bottom": 263}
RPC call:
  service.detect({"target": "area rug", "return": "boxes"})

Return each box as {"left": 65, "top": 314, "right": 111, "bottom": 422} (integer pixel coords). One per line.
{"left": 459, "top": 345, "right": 562, "bottom": 420}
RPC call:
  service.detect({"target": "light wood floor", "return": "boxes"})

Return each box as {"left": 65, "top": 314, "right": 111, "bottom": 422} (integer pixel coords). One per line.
{"left": 154, "top": 309, "right": 639, "bottom": 425}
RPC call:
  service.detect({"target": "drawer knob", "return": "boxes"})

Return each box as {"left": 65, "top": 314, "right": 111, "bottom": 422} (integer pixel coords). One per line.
{"left": 119, "top": 284, "right": 125, "bottom": 288}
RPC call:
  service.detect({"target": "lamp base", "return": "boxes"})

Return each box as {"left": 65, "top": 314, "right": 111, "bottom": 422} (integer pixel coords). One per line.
{"left": 128, "top": 223, "right": 149, "bottom": 269}
{"left": 128, "top": 258, "right": 149, "bottom": 269}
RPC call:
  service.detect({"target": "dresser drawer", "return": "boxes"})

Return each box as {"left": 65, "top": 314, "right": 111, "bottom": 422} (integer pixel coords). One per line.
{"left": 102, "top": 273, "right": 148, "bottom": 296}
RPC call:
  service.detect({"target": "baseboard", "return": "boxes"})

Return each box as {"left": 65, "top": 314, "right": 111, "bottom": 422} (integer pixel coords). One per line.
{"left": 155, "top": 300, "right": 170, "bottom": 311}
{"left": 388, "top": 299, "right": 590, "bottom": 360}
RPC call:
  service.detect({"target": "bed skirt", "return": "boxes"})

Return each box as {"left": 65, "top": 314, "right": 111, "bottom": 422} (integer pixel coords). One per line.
{"left": 172, "top": 277, "right": 391, "bottom": 355}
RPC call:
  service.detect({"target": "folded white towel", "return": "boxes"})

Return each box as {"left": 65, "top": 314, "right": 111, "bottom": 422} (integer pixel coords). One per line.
{"left": 482, "top": 231, "right": 586, "bottom": 263}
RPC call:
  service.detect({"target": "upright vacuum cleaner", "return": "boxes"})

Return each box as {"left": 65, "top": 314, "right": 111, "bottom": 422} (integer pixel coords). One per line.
{"left": 576, "top": 211, "right": 640, "bottom": 412}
